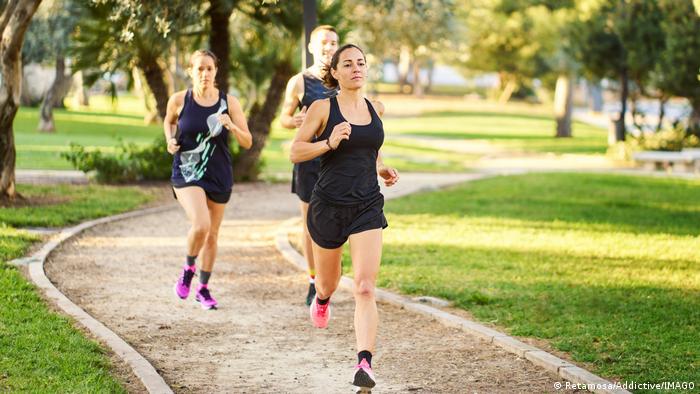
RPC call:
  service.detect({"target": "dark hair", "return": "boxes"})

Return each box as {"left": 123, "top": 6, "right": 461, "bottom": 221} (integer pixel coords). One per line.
{"left": 310, "top": 25, "right": 337, "bottom": 41}
{"left": 189, "top": 49, "right": 218, "bottom": 68}
{"left": 322, "top": 44, "right": 366, "bottom": 89}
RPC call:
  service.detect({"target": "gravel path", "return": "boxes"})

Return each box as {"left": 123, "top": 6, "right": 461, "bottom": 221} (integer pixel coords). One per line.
{"left": 45, "top": 180, "right": 576, "bottom": 393}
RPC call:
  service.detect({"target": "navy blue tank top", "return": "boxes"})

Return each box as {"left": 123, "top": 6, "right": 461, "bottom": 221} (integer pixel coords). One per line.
{"left": 299, "top": 70, "right": 337, "bottom": 110}
{"left": 171, "top": 89, "right": 233, "bottom": 193}
{"left": 313, "top": 96, "right": 384, "bottom": 205}
{"left": 298, "top": 70, "right": 338, "bottom": 164}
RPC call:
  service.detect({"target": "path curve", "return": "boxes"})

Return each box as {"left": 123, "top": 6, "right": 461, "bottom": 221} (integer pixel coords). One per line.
{"left": 18, "top": 205, "right": 177, "bottom": 393}
{"left": 40, "top": 175, "right": 590, "bottom": 393}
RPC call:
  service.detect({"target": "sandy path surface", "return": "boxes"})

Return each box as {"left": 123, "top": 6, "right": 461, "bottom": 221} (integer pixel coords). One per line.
{"left": 46, "top": 181, "right": 576, "bottom": 393}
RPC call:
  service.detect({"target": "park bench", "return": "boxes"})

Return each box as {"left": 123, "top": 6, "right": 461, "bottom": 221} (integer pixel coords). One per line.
{"left": 633, "top": 149, "right": 700, "bottom": 173}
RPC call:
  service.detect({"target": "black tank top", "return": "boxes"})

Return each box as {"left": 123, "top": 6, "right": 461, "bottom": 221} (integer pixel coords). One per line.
{"left": 313, "top": 96, "right": 384, "bottom": 205}
{"left": 171, "top": 89, "right": 233, "bottom": 193}
{"left": 299, "top": 70, "right": 337, "bottom": 110}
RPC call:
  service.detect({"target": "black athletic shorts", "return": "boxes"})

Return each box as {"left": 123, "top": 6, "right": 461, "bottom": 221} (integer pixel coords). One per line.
{"left": 172, "top": 185, "right": 231, "bottom": 204}
{"left": 307, "top": 193, "right": 388, "bottom": 249}
{"left": 291, "top": 159, "right": 320, "bottom": 203}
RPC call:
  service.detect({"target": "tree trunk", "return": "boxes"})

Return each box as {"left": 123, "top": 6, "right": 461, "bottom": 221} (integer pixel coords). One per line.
{"left": 132, "top": 67, "right": 158, "bottom": 124}
{"left": 0, "top": 0, "right": 44, "bottom": 201}
{"left": 615, "top": 68, "right": 628, "bottom": 142}
{"left": 163, "top": 56, "right": 176, "bottom": 98}
{"left": 168, "top": 43, "right": 188, "bottom": 92}
{"left": 656, "top": 97, "right": 667, "bottom": 132}
{"left": 554, "top": 74, "right": 573, "bottom": 138}
{"left": 19, "top": 63, "right": 33, "bottom": 106}
{"left": 38, "top": 52, "right": 70, "bottom": 132}
{"left": 411, "top": 59, "right": 423, "bottom": 97}
{"left": 630, "top": 95, "right": 641, "bottom": 132}
{"left": 425, "top": 59, "right": 434, "bottom": 94}
{"left": 52, "top": 63, "right": 72, "bottom": 110}
{"left": 208, "top": 0, "right": 234, "bottom": 94}
{"left": 73, "top": 70, "right": 90, "bottom": 106}
{"left": 498, "top": 74, "right": 517, "bottom": 104}
{"left": 588, "top": 80, "right": 603, "bottom": 112}
{"left": 398, "top": 46, "right": 410, "bottom": 93}
{"left": 233, "top": 60, "right": 293, "bottom": 181}
{"left": 690, "top": 99, "right": 700, "bottom": 133}
{"left": 138, "top": 54, "right": 169, "bottom": 120}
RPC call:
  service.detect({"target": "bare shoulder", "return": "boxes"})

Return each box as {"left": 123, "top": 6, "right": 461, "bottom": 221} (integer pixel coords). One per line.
{"left": 308, "top": 97, "right": 330, "bottom": 116}
{"left": 282, "top": 73, "right": 304, "bottom": 106}
{"left": 166, "top": 90, "right": 187, "bottom": 120}
{"left": 170, "top": 90, "right": 187, "bottom": 105}
{"left": 226, "top": 94, "right": 242, "bottom": 109}
{"left": 306, "top": 99, "right": 330, "bottom": 137}
{"left": 287, "top": 72, "right": 303, "bottom": 91}
{"left": 370, "top": 99, "right": 385, "bottom": 117}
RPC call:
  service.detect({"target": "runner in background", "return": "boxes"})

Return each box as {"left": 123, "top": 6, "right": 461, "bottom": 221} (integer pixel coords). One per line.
{"left": 164, "top": 49, "right": 252, "bottom": 310}
{"left": 280, "top": 25, "right": 339, "bottom": 306}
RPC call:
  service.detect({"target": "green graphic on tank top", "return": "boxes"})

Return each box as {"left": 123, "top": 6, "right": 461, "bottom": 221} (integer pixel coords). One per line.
{"left": 179, "top": 99, "right": 228, "bottom": 182}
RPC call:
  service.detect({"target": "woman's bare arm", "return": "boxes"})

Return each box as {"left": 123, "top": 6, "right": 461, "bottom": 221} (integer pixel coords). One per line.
{"left": 290, "top": 99, "right": 332, "bottom": 163}
{"left": 225, "top": 95, "right": 253, "bottom": 149}
{"left": 163, "top": 91, "right": 185, "bottom": 154}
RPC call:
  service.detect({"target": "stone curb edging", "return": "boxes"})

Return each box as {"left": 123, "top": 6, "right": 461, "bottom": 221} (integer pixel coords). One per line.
{"left": 274, "top": 217, "right": 630, "bottom": 394}
{"left": 17, "top": 204, "right": 178, "bottom": 394}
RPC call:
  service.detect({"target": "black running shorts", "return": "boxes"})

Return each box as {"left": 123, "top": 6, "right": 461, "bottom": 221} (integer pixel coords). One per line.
{"left": 291, "top": 159, "right": 320, "bottom": 203}
{"left": 307, "top": 193, "right": 388, "bottom": 249}
{"left": 172, "top": 185, "right": 231, "bottom": 204}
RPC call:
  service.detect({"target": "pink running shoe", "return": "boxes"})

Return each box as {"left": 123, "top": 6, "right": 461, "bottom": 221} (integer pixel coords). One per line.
{"left": 352, "top": 358, "right": 376, "bottom": 391}
{"left": 309, "top": 296, "right": 331, "bottom": 328}
{"left": 174, "top": 265, "right": 196, "bottom": 299}
{"left": 195, "top": 284, "right": 218, "bottom": 310}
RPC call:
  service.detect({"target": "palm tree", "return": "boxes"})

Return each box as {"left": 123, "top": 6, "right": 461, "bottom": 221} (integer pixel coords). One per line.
{"left": 70, "top": 0, "right": 201, "bottom": 119}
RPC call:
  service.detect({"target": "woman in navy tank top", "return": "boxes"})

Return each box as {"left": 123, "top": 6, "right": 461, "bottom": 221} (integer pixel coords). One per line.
{"left": 290, "top": 44, "right": 399, "bottom": 392}
{"left": 163, "top": 49, "right": 252, "bottom": 310}
{"left": 280, "top": 25, "right": 339, "bottom": 306}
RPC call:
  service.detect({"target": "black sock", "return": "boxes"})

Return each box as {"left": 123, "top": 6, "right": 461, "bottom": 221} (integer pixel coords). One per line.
{"left": 358, "top": 350, "right": 372, "bottom": 367}
{"left": 317, "top": 296, "right": 330, "bottom": 305}
{"left": 186, "top": 255, "right": 197, "bottom": 267}
{"left": 200, "top": 270, "right": 211, "bottom": 285}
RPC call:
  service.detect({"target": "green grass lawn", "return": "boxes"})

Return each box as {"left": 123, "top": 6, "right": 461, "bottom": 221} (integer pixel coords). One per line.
{"left": 0, "top": 184, "right": 156, "bottom": 392}
{"left": 0, "top": 185, "right": 152, "bottom": 227}
{"left": 246, "top": 106, "right": 608, "bottom": 173}
{"left": 368, "top": 173, "right": 698, "bottom": 390}
{"left": 383, "top": 110, "right": 607, "bottom": 154}
{"left": 15, "top": 106, "right": 160, "bottom": 170}
{"left": 16, "top": 106, "right": 470, "bottom": 174}
{"left": 15, "top": 95, "right": 606, "bottom": 175}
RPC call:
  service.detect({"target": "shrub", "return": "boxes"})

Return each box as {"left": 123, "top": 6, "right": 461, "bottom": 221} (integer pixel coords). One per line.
{"left": 607, "top": 124, "right": 700, "bottom": 161}
{"left": 62, "top": 136, "right": 252, "bottom": 183}
{"left": 61, "top": 137, "right": 172, "bottom": 183}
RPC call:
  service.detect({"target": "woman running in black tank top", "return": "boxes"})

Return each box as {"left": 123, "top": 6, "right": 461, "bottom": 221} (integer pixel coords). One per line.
{"left": 290, "top": 44, "right": 399, "bottom": 393}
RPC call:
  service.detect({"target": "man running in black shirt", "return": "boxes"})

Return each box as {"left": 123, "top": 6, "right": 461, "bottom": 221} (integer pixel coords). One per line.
{"left": 280, "top": 25, "right": 339, "bottom": 306}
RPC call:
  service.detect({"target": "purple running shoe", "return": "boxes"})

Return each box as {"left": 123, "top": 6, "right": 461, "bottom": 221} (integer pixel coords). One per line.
{"left": 195, "top": 284, "right": 218, "bottom": 310}
{"left": 174, "top": 265, "right": 196, "bottom": 299}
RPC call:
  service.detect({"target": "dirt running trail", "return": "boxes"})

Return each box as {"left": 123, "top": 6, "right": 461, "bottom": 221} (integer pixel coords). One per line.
{"left": 46, "top": 182, "right": 575, "bottom": 393}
